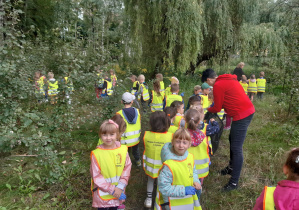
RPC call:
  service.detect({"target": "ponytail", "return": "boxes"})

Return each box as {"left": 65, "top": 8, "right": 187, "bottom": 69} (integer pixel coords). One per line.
{"left": 185, "top": 109, "right": 200, "bottom": 131}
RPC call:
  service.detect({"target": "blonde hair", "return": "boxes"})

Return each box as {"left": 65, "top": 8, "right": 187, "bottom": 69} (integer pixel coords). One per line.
{"left": 99, "top": 120, "right": 120, "bottom": 140}
{"left": 250, "top": 74, "right": 256, "bottom": 79}
{"left": 130, "top": 75, "right": 137, "bottom": 81}
{"left": 48, "top": 72, "right": 54, "bottom": 78}
{"left": 138, "top": 74, "right": 145, "bottom": 82}
{"left": 172, "top": 128, "right": 191, "bottom": 144}
{"left": 260, "top": 71, "right": 265, "bottom": 77}
{"left": 156, "top": 73, "right": 163, "bottom": 81}
{"left": 237, "top": 62, "right": 245, "bottom": 68}
{"left": 194, "top": 85, "right": 201, "bottom": 92}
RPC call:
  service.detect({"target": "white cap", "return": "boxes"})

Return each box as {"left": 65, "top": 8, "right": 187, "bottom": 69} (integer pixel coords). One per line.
{"left": 122, "top": 92, "right": 135, "bottom": 103}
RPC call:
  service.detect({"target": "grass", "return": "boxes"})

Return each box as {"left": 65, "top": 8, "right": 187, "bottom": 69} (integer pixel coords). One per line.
{"left": 0, "top": 83, "right": 298, "bottom": 209}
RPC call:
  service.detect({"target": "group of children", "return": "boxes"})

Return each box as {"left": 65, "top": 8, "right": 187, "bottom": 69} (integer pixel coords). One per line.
{"left": 239, "top": 71, "right": 266, "bottom": 101}
{"left": 34, "top": 71, "right": 74, "bottom": 104}
{"left": 95, "top": 68, "right": 117, "bottom": 99}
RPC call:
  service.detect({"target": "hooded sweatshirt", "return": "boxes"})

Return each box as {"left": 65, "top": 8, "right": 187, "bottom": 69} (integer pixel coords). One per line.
{"left": 158, "top": 142, "right": 200, "bottom": 205}
{"left": 122, "top": 107, "right": 138, "bottom": 123}
{"left": 253, "top": 180, "right": 299, "bottom": 210}
{"left": 208, "top": 74, "right": 255, "bottom": 121}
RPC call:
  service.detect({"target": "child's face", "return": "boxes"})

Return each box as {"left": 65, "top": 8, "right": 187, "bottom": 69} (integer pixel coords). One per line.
{"left": 172, "top": 139, "right": 191, "bottom": 156}
{"left": 202, "top": 88, "right": 210, "bottom": 95}
{"left": 139, "top": 79, "right": 144, "bottom": 83}
{"left": 101, "top": 132, "right": 117, "bottom": 148}
{"left": 177, "top": 104, "right": 184, "bottom": 115}
{"left": 190, "top": 102, "right": 202, "bottom": 111}
{"left": 194, "top": 89, "right": 202, "bottom": 95}
{"left": 130, "top": 77, "right": 135, "bottom": 82}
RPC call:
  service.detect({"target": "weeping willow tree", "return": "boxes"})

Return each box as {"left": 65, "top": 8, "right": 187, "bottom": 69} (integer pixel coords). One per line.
{"left": 124, "top": 0, "right": 286, "bottom": 75}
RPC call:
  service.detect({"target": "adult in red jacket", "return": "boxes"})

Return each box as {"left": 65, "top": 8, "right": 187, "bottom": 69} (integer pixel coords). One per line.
{"left": 202, "top": 69, "right": 255, "bottom": 192}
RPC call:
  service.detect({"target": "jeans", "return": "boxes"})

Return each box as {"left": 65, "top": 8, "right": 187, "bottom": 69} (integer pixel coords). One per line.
{"left": 128, "top": 143, "right": 140, "bottom": 161}
{"left": 228, "top": 113, "right": 254, "bottom": 184}
{"left": 257, "top": 92, "right": 264, "bottom": 99}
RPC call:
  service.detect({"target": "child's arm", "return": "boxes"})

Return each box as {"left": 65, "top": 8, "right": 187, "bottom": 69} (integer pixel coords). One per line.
{"left": 117, "top": 152, "right": 132, "bottom": 191}
{"left": 158, "top": 165, "right": 185, "bottom": 197}
{"left": 253, "top": 187, "right": 266, "bottom": 210}
{"left": 192, "top": 165, "right": 201, "bottom": 190}
{"left": 206, "top": 119, "right": 220, "bottom": 136}
{"left": 90, "top": 153, "right": 115, "bottom": 195}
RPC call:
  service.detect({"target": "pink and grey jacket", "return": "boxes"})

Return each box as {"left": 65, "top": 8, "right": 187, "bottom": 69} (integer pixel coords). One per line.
{"left": 90, "top": 141, "right": 132, "bottom": 208}
{"left": 253, "top": 180, "right": 299, "bottom": 210}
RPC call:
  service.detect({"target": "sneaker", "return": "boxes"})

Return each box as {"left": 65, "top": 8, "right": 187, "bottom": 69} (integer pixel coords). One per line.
{"left": 118, "top": 204, "right": 125, "bottom": 210}
{"left": 144, "top": 197, "right": 152, "bottom": 208}
{"left": 224, "top": 126, "right": 231, "bottom": 130}
{"left": 219, "top": 166, "right": 233, "bottom": 176}
{"left": 136, "top": 160, "right": 141, "bottom": 167}
{"left": 221, "top": 182, "right": 238, "bottom": 192}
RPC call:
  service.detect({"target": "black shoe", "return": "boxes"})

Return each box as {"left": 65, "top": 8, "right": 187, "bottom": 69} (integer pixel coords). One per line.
{"left": 221, "top": 182, "right": 238, "bottom": 192}
{"left": 219, "top": 166, "right": 233, "bottom": 176}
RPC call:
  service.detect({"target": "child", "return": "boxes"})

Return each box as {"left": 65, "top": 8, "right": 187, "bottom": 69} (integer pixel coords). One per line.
{"left": 156, "top": 73, "right": 165, "bottom": 94}
{"left": 130, "top": 75, "right": 139, "bottom": 97}
{"left": 200, "top": 82, "right": 212, "bottom": 114}
{"left": 186, "top": 85, "right": 202, "bottom": 110}
{"left": 95, "top": 69, "right": 104, "bottom": 99}
{"left": 47, "top": 72, "right": 59, "bottom": 105}
{"left": 137, "top": 74, "right": 150, "bottom": 113}
{"left": 150, "top": 80, "right": 165, "bottom": 112}
{"left": 240, "top": 75, "right": 248, "bottom": 94}
{"left": 143, "top": 111, "right": 173, "bottom": 208}
{"left": 247, "top": 74, "right": 257, "bottom": 101}
{"left": 101, "top": 74, "right": 113, "bottom": 97}
{"left": 117, "top": 92, "right": 142, "bottom": 166}
{"left": 34, "top": 71, "right": 46, "bottom": 102}
{"left": 90, "top": 120, "right": 132, "bottom": 210}
{"left": 165, "top": 76, "right": 179, "bottom": 96}
{"left": 256, "top": 71, "right": 266, "bottom": 100}
{"left": 188, "top": 95, "right": 202, "bottom": 112}
{"left": 185, "top": 109, "right": 207, "bottom": 201}
{"left": 155, "top": 128, "right": 202, "bottom": 210}
{"left": 63, "top": 73, "right": 74, "bottom": 104}
{"left": 170, "top": 101, "right": 185, "bottom": 128}
{"left": 110, "top": 69, "right": 117, "bottom": 87}
{"left": 164, "top": 84, "right": 183, "bottom": 109}
{"left": 164, "top": 107, "right": 178, "bottom": 133}
{"left": 208, "top": 91, "right": 225, "bottom": 120}
{"left": 97, "top": 114, "right": 127, "bottom": 146}
{"left": 253, "top": 148, "right": 299, "bottom": 209}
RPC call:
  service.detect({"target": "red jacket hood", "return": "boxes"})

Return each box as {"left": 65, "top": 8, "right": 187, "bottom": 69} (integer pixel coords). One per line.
{"left": 216, "top": 74, "right": 238, "bottom": 81}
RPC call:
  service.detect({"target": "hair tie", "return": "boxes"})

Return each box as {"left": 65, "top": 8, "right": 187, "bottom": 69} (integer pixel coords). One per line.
{"left": 108, "top": 119, "right": 119, "bottom": 129}
{"left": 191, "top": 117, "right": 194, "bottom": 121}
{"left": 167, "top": 114, "right": 170, "bottom": 116}
{"left": 296, "top": 156, "right": 299, "bottom": 163}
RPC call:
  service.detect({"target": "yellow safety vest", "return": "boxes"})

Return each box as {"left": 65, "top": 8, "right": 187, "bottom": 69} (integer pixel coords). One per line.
{"left": 168, "top": 125, "right": 178, "bottom": 133}
{"left": 217, "top": 109, "right": 225, "bottom": 120}
{"left": 105, "top": 80, "right": 113, "bottom": 95}
{"left": 139, "top": 83, "right": 150, "bottom": 101}
{"left": 154, "top": 153, "right": 201, "bottom": 210}
{"left": 200, "top": 95, "right": 209, "bottom": 114}
{"left": 35, "top": 76, "right": 45, "bottom": 95}
{"left": 90, "top": 145, "right": 128, "bottom": 200}
{"left": 188, "top": 124, "right": 210, "bottom": 178}
{"left": 160, "top": 81, "right": 165, "bottom": 93}
{"left": 165, "top": 94, "right": 183, "bottom": 108}
{"left": 64, "top": 77, "right": 74, "bottom": 92}
{"left": 96, "top": 73, "right": 104, "bottom": 88}
{"left": 143, "top": 131, "right": 173, "bottom": 178}
{"left": 48, "top": 80, "right": 59, "bottom": 96}
{"left": 151, "top": 91, "right": 164, "bottom": 112}
{"left": 257, "top": 78, "right": 266, "bottom": 92}
{"left": 248, "top": 80, "right": 257, "bottom": 93}
{"left": 240, "top": 81, "right": 248, "bottom": 94}
{"left": 165, "top": 86, "right": 171, "bottom": 96}
{"left": 263, "top": 186, "right": 276, "bottom": 210}
{"left": 173, "top": 115, "right": 184, "bottom": 127}
{"left": 117, "top": 109, "right": 141, "bottom": 147}
{"left": 111, "top": 74, "right": 117, "bottom": 82}
{"left": 131, "top": 81, "right": 139, "bottom": 95}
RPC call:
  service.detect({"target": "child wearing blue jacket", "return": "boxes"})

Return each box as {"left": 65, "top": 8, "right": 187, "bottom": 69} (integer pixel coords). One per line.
{"left": 155, "top": 128, "right": 202, "bottom": 210}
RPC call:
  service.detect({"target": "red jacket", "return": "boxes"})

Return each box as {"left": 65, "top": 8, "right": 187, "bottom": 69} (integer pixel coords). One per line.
{"left": 253, "top": 180, "right": 299, "bottom": 210}
{"left": 208, "top": 74, "right": 255, "bottom": 121}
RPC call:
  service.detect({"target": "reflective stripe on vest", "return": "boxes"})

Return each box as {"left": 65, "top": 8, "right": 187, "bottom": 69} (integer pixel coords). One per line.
{"left": 240, "top": 81, "right": 248, "bottom": 94}
{"left": 174, "top": 115, "right": 184, "bottom": 127}
{"left": 257, "top": 78, "right": 266, "bottom": 92}
{"left": 151, "top": 90, "right": 164, "bottom": 112}
{"left": 263, "top": 186, "right": 276, "bottom": 210}
{"left": 188, "top": 124, "right": 210, "bottom": 178}
{"left": 105, "top": 80, "right": 113, "bottom": 95}
{"left": 155, "top": 154, "right": 201, "bottom": 210}
{"left": 117, "top": 109, "right": 141, "bottom": 147}
{"left": 90, "top": 145, "right": 128, "bottom": 200}
{"left": 248, "top": 81, "right": 257, "bottom": 93}
{"left": 165, "top": 94, "right": 183, "bottom": 108}
{"left": 217, "top": 109, "right": 225, "bottom": 120}
{"left": 140, "top": 84, "right": 150, "bottom": 101}
{"left": 143, "top": 131, "right": 173, "bottom": 178}
{"left": 48, "top": 80, "right": 59, "bottom": 96}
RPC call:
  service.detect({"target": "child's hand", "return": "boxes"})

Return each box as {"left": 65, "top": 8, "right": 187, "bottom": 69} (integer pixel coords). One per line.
{"left": 112, "top": 187, "right": 122, "bottom": 198}
{"left": 193, "top": 182, "right": 202, "bottom": 190}
{"left": 210, "top": 118, "right": 215, "bottom": 123}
